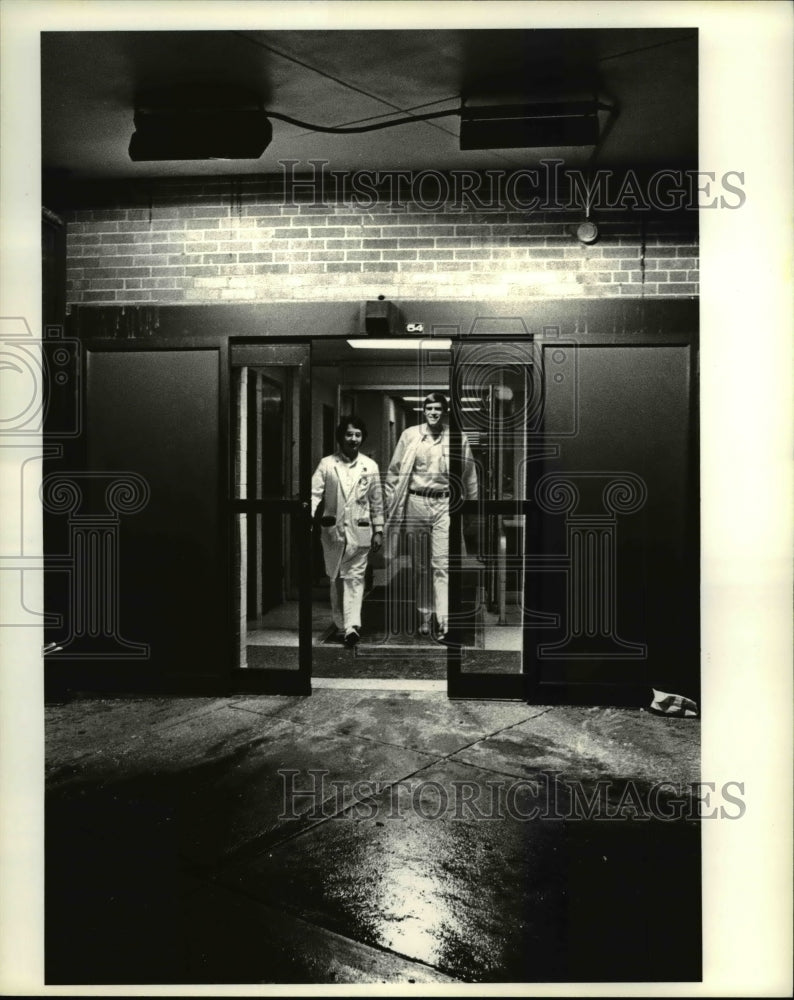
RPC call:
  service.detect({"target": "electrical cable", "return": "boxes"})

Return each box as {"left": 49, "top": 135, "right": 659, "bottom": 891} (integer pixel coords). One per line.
{"left": 597, "top": 32, "right": 697, "bottom": 65}
{"left": 263, "top": 107, "right": 460, "bottom": 133}
{"left": 264, "top": 101, "right": 615, "bottom": 136}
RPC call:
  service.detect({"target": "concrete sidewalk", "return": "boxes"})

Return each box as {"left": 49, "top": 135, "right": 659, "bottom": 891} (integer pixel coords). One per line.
{"left": 45, "top": 690, "right": 701, "bottom": 985}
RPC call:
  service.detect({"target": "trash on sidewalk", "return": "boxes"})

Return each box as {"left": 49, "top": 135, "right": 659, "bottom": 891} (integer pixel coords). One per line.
{"left": 648, "top": 688, "right": 699, "bottom": 717}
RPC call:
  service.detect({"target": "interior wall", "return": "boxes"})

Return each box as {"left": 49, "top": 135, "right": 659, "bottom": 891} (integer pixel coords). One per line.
{"left": 311, "top": 369, "right": 338, "bottom": 468}
{"left": 348, "top": 392, "right": 384, "bottom": 466}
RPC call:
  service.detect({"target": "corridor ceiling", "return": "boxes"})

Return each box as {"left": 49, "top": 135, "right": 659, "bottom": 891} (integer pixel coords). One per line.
{"left": 41, "top": 28, "right": 697, "bottom": 180}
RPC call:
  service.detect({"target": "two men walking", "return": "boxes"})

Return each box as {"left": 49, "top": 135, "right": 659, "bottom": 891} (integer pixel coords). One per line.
{"left": 312, "top": 395, "right": 477, "bottom": 646}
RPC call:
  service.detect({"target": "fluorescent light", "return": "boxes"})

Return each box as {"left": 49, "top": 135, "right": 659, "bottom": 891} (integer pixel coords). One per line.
{"left": 401, "top": 396, "right": 479, "bottom": 402}
{"left": 346, "top": 339, "right": 452, "bottom": 351}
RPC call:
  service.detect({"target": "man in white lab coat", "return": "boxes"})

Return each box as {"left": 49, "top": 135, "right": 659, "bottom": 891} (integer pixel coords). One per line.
{"left": 311, "top": 416, "right": 384, "bottom": 647}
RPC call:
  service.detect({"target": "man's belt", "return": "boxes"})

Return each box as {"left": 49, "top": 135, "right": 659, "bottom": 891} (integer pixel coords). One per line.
{"left": 408, "top": 488, "right": 450, "bottom": 498}
{"left": 320, "top": 516, "right": 375, "bottom": 526}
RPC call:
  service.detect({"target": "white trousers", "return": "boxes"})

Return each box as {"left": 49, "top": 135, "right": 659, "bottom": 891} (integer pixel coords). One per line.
{"left": 404, "top": 493, "right": 450, "bottom": 629}
{"left": 328, "top": 544, "right": 370, "bottom": 631}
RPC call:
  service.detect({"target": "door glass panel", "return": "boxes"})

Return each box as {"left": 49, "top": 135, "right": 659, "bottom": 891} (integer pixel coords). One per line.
{"left": 451, "top": 341, "right": 533, "bottom": 687}
{"left": 453, "top": 342, "right": 533, "bottom": 501}
{"left": 458, "top": 514, "right": 525, "bottom": 674}
{"left": 233, "top": 363, "right": 300, "bottom": 501}
{"left": 235, "top": 513, "right": 301, "bottom": 671}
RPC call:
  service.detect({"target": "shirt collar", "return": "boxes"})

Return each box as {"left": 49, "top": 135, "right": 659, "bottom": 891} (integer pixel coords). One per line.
{"left": 421, "top": 423, "right": 446, "bottom": 441}
{"left": 335, "top": 450, "right": 359, "bottom": 466}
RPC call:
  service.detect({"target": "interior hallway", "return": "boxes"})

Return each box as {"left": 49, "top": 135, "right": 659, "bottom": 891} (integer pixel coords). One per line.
{"left": 46, "top": 689, "right": 701, "bottom": 985}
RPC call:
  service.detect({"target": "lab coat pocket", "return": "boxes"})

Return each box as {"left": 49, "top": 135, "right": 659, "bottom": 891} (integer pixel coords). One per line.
{"left": 352, "top": 519, "right": 373, "bottom": 548}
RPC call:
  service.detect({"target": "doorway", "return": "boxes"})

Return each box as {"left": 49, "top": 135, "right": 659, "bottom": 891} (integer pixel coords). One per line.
{"left": 62, "top": 302, "right": 697, "bottom": 703}
{"left": 231, "top": 337, "right": 533, "bottom": 695}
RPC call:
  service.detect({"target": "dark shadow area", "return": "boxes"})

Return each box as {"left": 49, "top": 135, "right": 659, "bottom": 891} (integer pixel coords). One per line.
{"left": 46, "top": 768, "right": 700, "bottom": 984}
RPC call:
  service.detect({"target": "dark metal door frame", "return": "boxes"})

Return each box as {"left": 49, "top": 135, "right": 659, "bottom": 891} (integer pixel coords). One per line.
{"left": 228, "top": 341, "right": 312, "bottom": 695}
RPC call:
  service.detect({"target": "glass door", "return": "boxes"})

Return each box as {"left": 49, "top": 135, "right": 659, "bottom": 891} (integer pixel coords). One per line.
{"left": 230, "top": 343, "right": 311, "bottom": 694}
{"left": 447, "top": 340, "right": 536, "bottom": 698}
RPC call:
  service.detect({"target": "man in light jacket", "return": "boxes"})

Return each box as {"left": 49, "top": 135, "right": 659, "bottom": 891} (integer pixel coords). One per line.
{"left": 384, "top": 392, "right": 478, "bottom": 641}
{"left": 311, "top": 416, "right": 384, "bottom": 647}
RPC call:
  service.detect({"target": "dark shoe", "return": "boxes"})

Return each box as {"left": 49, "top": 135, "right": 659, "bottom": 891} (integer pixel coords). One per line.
{"left": 434, "top": 622, "right": 455, "bottom": 645}
{"left": 344, "top": 627, "right": 361, "bottom": 647}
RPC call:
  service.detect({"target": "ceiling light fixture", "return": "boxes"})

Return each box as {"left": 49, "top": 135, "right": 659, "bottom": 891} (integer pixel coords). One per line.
{"left": 460, "top": 99, "right": 610, "bottom": 150}
{"left": 129, "top": 85, "right": 272, "bottom": 161}
{"left": 346, "top": 339, "right": 452, "bottom": 351}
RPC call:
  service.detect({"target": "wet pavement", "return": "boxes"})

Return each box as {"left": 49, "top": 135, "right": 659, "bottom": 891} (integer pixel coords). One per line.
{"left": 45, "top": 690, "right": 701, "bottom": 985}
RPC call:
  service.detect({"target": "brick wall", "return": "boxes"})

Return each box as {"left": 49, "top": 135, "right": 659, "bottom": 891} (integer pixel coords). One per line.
{"left": 64, "top": 179, "right": 698, "bottom": 306}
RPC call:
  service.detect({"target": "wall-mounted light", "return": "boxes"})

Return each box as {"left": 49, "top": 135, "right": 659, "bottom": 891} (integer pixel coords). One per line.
{"left": 576, "top": 220, "right": 599, "bottom": 245}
